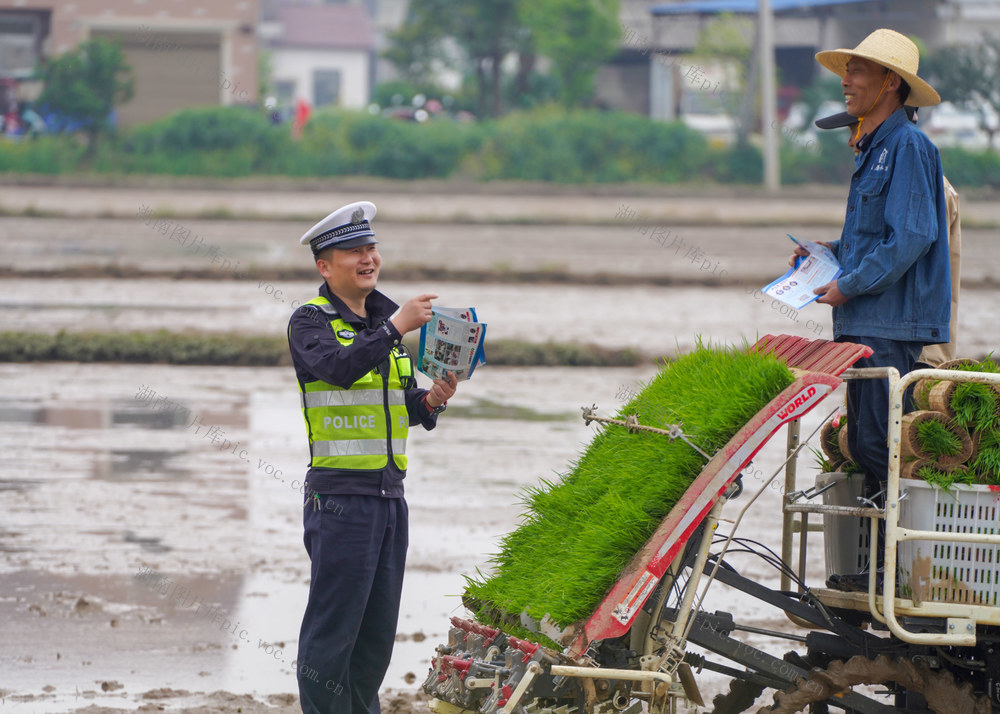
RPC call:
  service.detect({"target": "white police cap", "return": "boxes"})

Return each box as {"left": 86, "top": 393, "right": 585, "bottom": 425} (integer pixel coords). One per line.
{"left": 299, "top": 201, "right": 378, "bottom": 255}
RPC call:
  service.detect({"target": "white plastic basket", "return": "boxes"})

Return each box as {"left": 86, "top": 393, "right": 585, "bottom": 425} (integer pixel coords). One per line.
{"left": 897, "top": 479, "right": 1000, "bottom": 606}
{"left": 818, "top": 472, "right": 870, "bottom": 578}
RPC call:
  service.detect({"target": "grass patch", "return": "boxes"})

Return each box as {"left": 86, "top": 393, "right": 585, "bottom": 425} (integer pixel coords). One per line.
{"left": 0, "top": 330, "right": 289, "bottom": 366}
{"left": 0, "top": 330, "right": 646, "bottom": 367}
{"left": 463, "top": 342, "right": 794, "bottom": 629}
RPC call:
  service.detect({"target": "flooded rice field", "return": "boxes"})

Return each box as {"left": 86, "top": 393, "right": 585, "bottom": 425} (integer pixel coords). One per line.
{"left": 2, "top": 276, "right": 998, "bottom": 359}
{"left": 0, "top": 360, "right": 835, "bottom": 712}
{"left": 4, "top": 214, "right": 1000, "bottom": 286}
{"left": 0, "top": 192, "right": 997, "bottom": 712}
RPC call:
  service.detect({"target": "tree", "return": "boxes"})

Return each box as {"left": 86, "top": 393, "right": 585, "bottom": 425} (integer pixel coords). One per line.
{"left": 519, "top": 0, "right": 620, "bottom": 107}
{"left": 385, "top": 0, "right": 620, "bottom": 115}
{"left": 926, "top": 34, "right": 1000, "bottom": 151}
{"left": 690, "top": 13, "right": 755, "bottom": 143}
{"left": 385, "top": 0, "right": 526, "bottom": 118}
{"left": 37, "top": 38, "right": 134, "bottom": 157}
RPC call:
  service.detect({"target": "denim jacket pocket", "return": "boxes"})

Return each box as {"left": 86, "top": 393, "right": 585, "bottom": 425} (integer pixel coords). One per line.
{"left": 855, "top": 171, "right": 889, "bottom": 235}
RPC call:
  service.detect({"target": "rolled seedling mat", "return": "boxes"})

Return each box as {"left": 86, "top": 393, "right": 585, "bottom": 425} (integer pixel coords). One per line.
{"left": 927, "top": 380, "right": 957, "bottom": 419}
{"left": 821, "top": 419, "right": 845, "bottom": 463}
{"left": 969, "top": 429, "right": 981, "bottom": 462}
{"left": 901, "top": 410, "right": 973, "bottom": 467}
{"left": 914, "top": 463, "right": 975, "bottom": 489}
{"left": 970, "top": 428, "right": 1000, "bottom": 483}
{"left": 939, "top": 358, "right": 978, "bottom": 371}
{"left": 913, "top": 378, "right": 936, "bottom": 411}
{"left": 902, "top": 458, "right": 933, "bottom": 480}
{"left": 837, "top": 423, "right": 853, "bottom": 463}
{"left": 913, "top": 359, "right": 975, "bottom": 411}
{"left": 929, "top": 378, "right": 1000, "bottom": 430}
{"left": 831, "top": 461, "right": 860, "bottom": 476}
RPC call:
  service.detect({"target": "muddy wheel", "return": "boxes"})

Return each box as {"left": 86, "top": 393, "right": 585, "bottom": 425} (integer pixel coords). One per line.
{"left": 711, "top": 677, "right": 767, "bottom": 713}
{"left": 756, "top": 654, "right": 996, "bottom": 713}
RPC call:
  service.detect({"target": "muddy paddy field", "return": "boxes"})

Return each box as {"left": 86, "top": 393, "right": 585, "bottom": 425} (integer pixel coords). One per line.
{"left": 0, "top": 184, "right": 997, "bottom": 712}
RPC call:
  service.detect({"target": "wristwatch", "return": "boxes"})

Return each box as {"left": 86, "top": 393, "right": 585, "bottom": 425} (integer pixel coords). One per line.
{"left": 424, "top": 395, "right": 447, "bottom": 415}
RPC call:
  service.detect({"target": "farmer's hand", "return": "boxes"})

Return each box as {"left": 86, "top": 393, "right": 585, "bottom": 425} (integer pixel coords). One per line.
{"left": 391, "top": 293, "right": 438, "bottom": 335}
{"left": 787, "top": 241, "right": 833, "bottom": 267}
{"left": 815, "top": 280, "right": 849, "bottom": 306}
{"left": 788, "top": 244, "right": 810, "bottom": 267}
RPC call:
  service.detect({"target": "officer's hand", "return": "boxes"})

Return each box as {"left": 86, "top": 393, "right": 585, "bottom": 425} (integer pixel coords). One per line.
{"left": 391, "top": 293, "right": 438, "bottom": 335}
{"left": 815, "top": 280, "right": 849, "bottom": 306}
{"left": 427, "top": 372, "right": 458, "bottom": 408}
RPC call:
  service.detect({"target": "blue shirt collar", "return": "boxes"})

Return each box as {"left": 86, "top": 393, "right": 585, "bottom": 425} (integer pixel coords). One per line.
{"left": 856, "top": 106, "right": 909, "bottom": 155}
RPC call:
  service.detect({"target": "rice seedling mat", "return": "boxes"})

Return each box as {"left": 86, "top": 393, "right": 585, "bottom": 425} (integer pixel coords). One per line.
{"left": 464, "top": 335, "right": 872, "bottom": 658}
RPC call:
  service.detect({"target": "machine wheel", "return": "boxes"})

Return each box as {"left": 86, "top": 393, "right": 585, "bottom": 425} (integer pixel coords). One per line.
{"left": 756, "top": 654, "right": 996, "bottom": 713}
{"left": 711, "top": 677, "right": 766, "bottom": 713}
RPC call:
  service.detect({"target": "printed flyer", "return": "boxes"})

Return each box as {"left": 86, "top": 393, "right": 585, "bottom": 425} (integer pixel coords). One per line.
{"left": 417, "top": 307, "right": 487, "bottom": 381}
{"left": 763, "top": 234, "right": 842, "bottom": 309}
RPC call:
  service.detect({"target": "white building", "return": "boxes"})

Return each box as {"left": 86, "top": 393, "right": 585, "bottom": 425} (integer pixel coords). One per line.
{"left": 263, "top": 2, "right": 374, "bottom": 111}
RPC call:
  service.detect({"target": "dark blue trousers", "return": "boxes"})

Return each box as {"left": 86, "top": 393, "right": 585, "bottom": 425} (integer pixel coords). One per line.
{"left": 297, "top": 494, "right": 408, "bottom": 714}
{"left": 840, "top": 335, "right": 923, "bottom": 499}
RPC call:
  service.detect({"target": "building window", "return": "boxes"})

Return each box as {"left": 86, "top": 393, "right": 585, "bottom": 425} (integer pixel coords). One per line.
{"left": 313, "top": 68, "right": 341, "bottom": 108}
{"left": 0, "top": 14, "right": 40, "bottom": 77}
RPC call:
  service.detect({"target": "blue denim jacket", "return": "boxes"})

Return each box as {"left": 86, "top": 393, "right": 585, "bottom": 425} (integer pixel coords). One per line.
{"left": 827, "top": 107, "right": 950, "bottom": 344}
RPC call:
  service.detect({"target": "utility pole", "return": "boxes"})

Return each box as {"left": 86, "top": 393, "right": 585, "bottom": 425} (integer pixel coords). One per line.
{"left": 759, "top": 0, "right": 780, "bottom": 192}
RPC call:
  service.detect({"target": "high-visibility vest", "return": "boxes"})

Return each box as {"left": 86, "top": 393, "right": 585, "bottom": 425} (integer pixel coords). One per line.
{"left": 295, "top": 296, "right": 413, "bottom": 471}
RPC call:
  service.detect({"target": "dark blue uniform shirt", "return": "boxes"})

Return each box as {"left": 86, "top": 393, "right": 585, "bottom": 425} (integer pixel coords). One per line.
{"left": 287, "top": 283, "right": 438, "bottom": 498}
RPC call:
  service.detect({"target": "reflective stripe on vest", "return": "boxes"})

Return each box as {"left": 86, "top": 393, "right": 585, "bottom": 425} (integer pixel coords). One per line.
{"left": 296, "top": 296, "right": 409, "bottom": 471}
{"left": 312, "top": 438, "right": 408, "bottom": 458}
{"left": 302, "top": 390, "right": 406, "bottom": 409}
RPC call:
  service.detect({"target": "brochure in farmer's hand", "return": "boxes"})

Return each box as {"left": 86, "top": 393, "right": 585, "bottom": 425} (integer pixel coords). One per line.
{"left": 763, "top": 234, "right": 842, "bottom": 310}
{"left": 417, "top": 307, "right": 486, "bottom": 381}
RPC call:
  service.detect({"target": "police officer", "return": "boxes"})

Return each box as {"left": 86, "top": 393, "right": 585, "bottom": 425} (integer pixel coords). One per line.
{"left": 288, "top": 201, "right": 458, "bottom": 713}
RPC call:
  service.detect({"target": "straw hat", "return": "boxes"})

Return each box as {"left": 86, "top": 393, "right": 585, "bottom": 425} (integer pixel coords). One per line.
{"left": 815, "top": 29, "right": 940, "bottom": 107}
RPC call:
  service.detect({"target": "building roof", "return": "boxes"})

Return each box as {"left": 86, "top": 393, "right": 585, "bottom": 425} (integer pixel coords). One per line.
{"left": 652, "top": 0, "right": 869, "bottom": 15}
{"left": 275, "top": 3, "right": 374, "bottom": 51}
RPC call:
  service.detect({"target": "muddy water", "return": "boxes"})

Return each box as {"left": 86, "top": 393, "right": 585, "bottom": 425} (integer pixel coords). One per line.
{"left": 3, "top": 216, "right": 1000, "bottom": 284}
{"left": 0, "top": 362, "right": 639, "bottom": 707}
{"left": 0, "top": 359, "right": 839, "bottom": 711}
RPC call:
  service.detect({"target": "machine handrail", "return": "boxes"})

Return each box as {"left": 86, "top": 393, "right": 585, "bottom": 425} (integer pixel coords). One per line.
{"left": 881, "top": 367, "right": 1000, "bottom": 645}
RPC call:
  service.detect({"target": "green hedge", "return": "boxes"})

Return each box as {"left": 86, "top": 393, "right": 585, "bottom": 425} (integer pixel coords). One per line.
{"left": 941, "top": 147, "right": 1000, "bottom": 190}
{"left": 475, "top": 108, "right": 709, "bottom": 182}
{"left": 299, "top": 111, "right": 487, "bottom": 179}
{"left": 0, "top": 135, "right": 86, "bottom": 174}
{"left": 779, "top": 131, "right": 856, "bottom": 185}
{"left": 7, "top": 105, "right": 1000, "bottom": 186}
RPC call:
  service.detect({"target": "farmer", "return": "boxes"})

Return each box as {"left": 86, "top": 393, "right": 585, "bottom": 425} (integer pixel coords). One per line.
{"left": 287, "top": 201, "right": 458, "bottom": 713}
{"left": 790, "top": 29, "right": 951, "bottom": 584}
{"left": 812, "top": 105, "right": 961, "bottom": 366}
